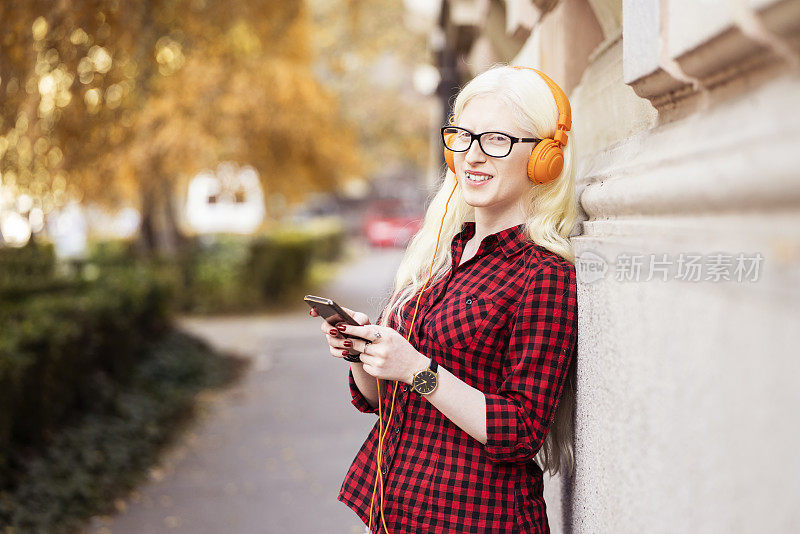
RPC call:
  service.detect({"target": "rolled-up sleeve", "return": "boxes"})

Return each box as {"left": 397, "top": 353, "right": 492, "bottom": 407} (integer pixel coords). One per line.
{"left": 348, "top": 366, "right": 379, "bottom": 414}
{"left": 484, "top": 261, "right": 578, "bottom": 463}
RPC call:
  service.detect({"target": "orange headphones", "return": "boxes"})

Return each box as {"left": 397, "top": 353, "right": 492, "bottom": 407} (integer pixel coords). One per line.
{"left": 443, "top": 66, "right": 572, "bottom": 185}
{"left": 368, "top": 66, "right": 570, "bottom": 534}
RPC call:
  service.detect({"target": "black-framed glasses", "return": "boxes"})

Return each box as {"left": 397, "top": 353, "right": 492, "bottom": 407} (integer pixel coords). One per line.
{"left": 441, "top": 126, "right": 541, "bottom": 158}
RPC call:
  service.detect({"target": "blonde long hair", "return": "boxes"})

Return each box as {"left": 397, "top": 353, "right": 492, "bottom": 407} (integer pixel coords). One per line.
{"left": 377, "top": 64, "right": 578, "bottom": 476}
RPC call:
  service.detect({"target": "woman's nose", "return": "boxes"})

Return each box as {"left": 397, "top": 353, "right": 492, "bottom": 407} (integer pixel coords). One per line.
{"left": 464, "top": 138, "right": 486, "bottom": 164}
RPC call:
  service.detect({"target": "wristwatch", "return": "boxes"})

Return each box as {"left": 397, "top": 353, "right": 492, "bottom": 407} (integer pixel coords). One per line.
{"left": 410, "top": 356, "right": 438, "bottom": 395}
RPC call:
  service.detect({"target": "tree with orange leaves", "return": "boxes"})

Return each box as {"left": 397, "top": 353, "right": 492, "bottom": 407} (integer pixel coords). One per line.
{"left": 0, "top": 0, "right": 361, "bottom": 252}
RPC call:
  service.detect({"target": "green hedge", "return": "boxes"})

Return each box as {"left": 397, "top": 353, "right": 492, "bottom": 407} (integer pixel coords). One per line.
{"left": 0, "top": 240, "right": 56, "bottom": 282}
{"left": 0, "top": 254, "right": 243, "bottom": 531}
{"left": 183, "top": 224, "right": 346, "bottom": 312}
{"left": 83, "top": 223, "right": 346, "bottom": 314}
{"left": 0, "top": 330, "right": 244, "bottom": 533}
{"left": 0, "top": 241, "right": 73, "bottom": 301}
{"left": 0, "top": 267, "right": 174, "bottom": 487}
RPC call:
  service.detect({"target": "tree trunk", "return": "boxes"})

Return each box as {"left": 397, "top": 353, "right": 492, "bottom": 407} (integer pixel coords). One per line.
{"left": 136, "top": 179, "right": 188, "bottom": 256}
{"left": 137, "top": 186, "right": 158, "bottom": 254}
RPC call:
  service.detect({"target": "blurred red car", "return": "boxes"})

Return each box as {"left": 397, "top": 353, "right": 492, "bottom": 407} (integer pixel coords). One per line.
{"left": 363, "top": 199, "right": 424, "bottom": 248}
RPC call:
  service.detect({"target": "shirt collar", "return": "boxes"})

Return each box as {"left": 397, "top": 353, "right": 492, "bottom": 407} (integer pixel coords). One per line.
{"left": 453, "top": 221, "right": 530, "bottom": 260}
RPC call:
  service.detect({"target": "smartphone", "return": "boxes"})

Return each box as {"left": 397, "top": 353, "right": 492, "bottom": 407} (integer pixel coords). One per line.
{"left": 304, "top": 295, "right": 370, "bottom": 361}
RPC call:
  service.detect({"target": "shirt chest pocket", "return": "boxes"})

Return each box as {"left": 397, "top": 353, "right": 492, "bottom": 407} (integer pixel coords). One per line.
{"left": 425, "top": 291, "right": 496, "bottom": 351}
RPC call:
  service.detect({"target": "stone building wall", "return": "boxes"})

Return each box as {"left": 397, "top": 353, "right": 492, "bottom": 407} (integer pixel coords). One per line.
{"left": 406, "top": 0, "right": 800, "bottom": 532}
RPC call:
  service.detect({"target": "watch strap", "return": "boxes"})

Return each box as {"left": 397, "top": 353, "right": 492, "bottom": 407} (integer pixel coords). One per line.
{"left": 343, "top": 352, "right": 361, "bottom": 363}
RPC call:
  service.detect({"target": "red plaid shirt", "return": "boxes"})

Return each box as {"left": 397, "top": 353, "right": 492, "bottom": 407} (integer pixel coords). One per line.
{"left": 338, "top": 221, "right": 578, "bottom": 533}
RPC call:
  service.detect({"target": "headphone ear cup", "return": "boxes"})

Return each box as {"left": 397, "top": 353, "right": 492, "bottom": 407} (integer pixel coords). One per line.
{"left": 527, "top": 138, "right": 564, "bottom": 184}
{"left": 444, "top": 148, "right": 455, "bottom": 174}
{"left": 443, "top": 132, "right": 456, "bottom": 174}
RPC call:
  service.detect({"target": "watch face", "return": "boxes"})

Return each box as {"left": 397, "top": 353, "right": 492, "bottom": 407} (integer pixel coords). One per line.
{"left": 413, "top": 370, "right": 438, "bottom": 395}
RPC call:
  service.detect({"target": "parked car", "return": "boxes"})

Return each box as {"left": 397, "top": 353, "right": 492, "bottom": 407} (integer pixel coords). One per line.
{"left": 363, "top": 199, "right": 424, "bottom": 248}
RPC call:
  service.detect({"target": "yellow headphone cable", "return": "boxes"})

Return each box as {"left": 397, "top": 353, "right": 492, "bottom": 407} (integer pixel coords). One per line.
{"left": 367, "top": 179, "right": 459, "bottom": 533}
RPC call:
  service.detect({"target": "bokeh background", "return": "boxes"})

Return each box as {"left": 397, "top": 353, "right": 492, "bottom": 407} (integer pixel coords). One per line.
{"left": 1, "top": 0, "right": 799, "bottom": 533}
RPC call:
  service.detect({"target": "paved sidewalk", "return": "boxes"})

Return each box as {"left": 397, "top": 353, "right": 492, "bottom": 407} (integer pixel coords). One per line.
{"left": 87, "top": 243, "right": 404, "bottom": 534}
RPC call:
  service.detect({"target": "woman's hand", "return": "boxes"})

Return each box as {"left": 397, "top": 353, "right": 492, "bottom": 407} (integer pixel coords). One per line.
{"left": 310, "top": 305, "right": 370, "bottom": 359}
{"left": 335, "top": 323, "right": 427, "bottom": 385}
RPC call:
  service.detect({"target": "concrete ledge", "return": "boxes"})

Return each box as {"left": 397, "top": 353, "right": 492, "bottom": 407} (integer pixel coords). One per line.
{"left": 577, "top": 72, "right": 800, "bottom": 221}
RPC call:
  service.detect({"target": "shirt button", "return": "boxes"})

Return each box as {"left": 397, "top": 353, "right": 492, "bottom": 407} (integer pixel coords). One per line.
{"left": 394, "top": 427, "right": 400, "bottom": 434}
{"left": 403, "top": 385, "right": 409, "bottom": 392}
{"left": 466, "top": 298, "right": 472, "bottom": 304}
{"left": 381, "top": 466, "right": 387, "bottom": 475}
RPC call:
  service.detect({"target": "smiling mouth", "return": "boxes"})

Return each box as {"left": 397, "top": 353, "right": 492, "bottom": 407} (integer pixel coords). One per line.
{"left": 465, "top": 171, "right": 494, "bottom": 183}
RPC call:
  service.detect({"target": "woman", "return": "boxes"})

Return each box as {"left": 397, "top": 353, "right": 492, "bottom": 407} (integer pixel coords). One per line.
{"left": 310, "top": 64, "right": 578, "bottom": 533}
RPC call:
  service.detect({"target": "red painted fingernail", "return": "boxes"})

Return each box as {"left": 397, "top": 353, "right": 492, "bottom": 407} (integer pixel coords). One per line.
{"left": 337, "top": 325, "right": 346, "bottom": 332}
{"left": 329, "top": 329, "right": 338, "bottom": 336}
{"left": 343, "top": 340, "right": 353, "bottom": 348}
{"left": 341, "top": 350, "right": 349, "bottom": 356}
{"left": 309, "top": 308, "right": 314, "bottom": 315}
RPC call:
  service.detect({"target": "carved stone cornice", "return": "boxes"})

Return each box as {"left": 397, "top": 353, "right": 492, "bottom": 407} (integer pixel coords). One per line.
{"left": 623, "top": 0, "right": 800, "bottom": 110}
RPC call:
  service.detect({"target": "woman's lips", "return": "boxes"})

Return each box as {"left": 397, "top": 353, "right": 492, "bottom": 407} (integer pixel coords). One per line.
{"left": 465, "top": 170, "right": 494, "bottom": 185}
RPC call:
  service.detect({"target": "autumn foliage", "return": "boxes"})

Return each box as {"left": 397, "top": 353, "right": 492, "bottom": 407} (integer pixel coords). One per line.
{"left": 0, "top": 0, "right": 361, "bottom": 251}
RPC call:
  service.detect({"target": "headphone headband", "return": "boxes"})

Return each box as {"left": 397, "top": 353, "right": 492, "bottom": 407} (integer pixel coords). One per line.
{"left": 510, "top": 66, "right": 571, "bottom": 146}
